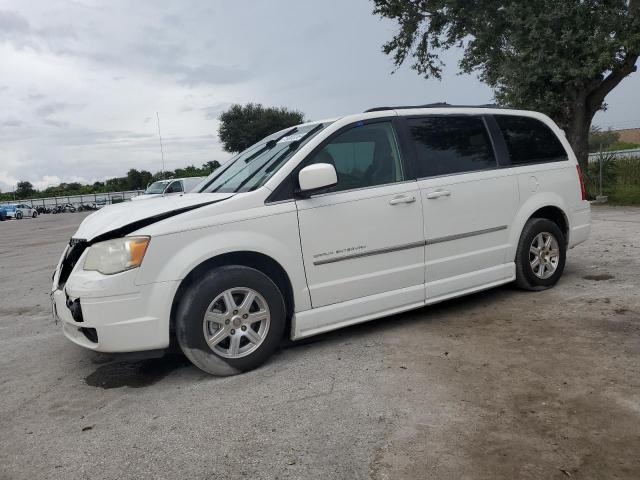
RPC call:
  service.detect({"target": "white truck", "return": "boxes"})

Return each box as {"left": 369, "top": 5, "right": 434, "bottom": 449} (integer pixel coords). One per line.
{"left": 131, "top": 177, "right": 205, "bottom": 201}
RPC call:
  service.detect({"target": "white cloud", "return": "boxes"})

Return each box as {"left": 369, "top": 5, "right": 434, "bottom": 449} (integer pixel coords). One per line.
{"left": 0, "top": 0, "right": 637, "bottom": 192}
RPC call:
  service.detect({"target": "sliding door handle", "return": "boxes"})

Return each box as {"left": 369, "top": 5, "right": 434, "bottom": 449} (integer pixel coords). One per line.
{"left": 389, "top": 195, "right": 416, "bottom": 205}
{"left": 426, "top": 189, "right": 451, "bottom": 199}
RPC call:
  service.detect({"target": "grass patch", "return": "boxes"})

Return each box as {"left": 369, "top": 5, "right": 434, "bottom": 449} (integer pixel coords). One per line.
{"left": 607, "top": 185, "right": 640, "bottom": 205}
{"left": 587, "top": 154, "right": 640, "bottom": 205}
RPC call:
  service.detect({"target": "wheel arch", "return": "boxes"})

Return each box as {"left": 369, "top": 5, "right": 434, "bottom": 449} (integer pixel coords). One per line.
{"left": 528, "top": 205, "right": 568, "bottom": 242}
{"left": 508, "top": 194, "right": 570, "bottom": 261}
{"left": 169, "top": 251, "right": 295, "bottom": 343}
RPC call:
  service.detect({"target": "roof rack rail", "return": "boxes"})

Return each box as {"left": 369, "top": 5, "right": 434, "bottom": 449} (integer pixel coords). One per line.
{"left": 364, "top": 102, "right": 503, "bottom": 113}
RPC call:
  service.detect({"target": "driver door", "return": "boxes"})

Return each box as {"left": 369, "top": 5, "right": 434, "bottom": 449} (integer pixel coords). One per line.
{"left": 164, "top": 180, "right": 184, "bottom": 196}
{"left": 295, "top": 120, "right": 425, "bottom": 308}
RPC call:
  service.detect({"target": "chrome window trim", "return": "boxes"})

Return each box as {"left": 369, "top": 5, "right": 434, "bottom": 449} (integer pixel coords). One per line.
{"left": 304, "top": 179, "right": 418, "bottom": 200}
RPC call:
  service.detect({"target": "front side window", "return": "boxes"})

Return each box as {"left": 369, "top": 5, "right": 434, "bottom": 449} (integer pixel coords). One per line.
{"left": 494, "top": 115, "right": 568, "bottom": 165}
{"left": 165, "top": 181, "right": 183, "bottom": 193}
{"left": 408, "top": 115, "right": 497, "bottom": 178}
{"left": 304, "top": 121, "right": 404, "bottom": 193}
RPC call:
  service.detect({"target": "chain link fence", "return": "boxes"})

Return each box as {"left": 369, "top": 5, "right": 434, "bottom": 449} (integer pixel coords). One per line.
{"left": 0, "top": 190, "right": 144, "bottom": 209}
{"left": 587, "top": 149, "right": 640, "bottom": 204}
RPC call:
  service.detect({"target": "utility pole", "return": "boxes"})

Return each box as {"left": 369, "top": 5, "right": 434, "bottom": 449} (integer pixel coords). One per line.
{"left": 156, "top": 112, "right": 166, "bottom": 179}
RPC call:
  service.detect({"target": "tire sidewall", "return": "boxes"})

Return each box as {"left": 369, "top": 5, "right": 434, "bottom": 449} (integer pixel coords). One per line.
{"left": 176, "top": 265, "right": 286, "bottom": 375}
{"left": 16, "top": 212, "right": 23, "bottom": 220}
{"left": 517, "top": 218, "right": 566, "bottom": 289}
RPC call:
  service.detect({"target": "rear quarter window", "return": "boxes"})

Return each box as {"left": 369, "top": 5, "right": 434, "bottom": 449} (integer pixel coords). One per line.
{"left": 494, "top": 115, "right": 568, "bottom": 165}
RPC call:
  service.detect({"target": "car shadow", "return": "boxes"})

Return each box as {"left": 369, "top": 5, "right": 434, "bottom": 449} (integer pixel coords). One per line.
{"left": 84, "top": 354, "right": 191, "bottom": 389}
{"left": 83, "top": 284, "right": 517, "bottom": 389}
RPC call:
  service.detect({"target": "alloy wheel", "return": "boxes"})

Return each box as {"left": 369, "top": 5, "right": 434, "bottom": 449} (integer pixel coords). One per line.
{"left": 202, "top": 287, "right": 270, "bottom": 359}
{"left": 529, "top": 232, "right": 560, "bottom": 279}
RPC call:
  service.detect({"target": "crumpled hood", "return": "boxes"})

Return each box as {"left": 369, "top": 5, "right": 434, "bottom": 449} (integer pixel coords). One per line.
{"left": 73, "top": 192, "right": 233, "bottom": 241}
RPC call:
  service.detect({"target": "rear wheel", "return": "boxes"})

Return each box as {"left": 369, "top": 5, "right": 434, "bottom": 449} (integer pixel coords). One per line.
{"left": 515, "top": 218, "right": 566, "bottom": 290}
{"left": 15, "top": 211, "right": 23, "bottom": 220}
{"left": 32, "top": 211, "right": 38, "bottom": 218}
{"left": 176, "top": 265, "right": 286, "bottom": 375}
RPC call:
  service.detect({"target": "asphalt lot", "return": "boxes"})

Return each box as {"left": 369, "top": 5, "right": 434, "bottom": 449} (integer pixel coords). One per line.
{"left": 1, "top": 207, "right": 639, "bottom": 480}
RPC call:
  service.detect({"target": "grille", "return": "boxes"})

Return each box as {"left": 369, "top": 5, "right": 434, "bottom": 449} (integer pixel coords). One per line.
{"left": 66, "top": 296, "right": 84, "bottom": 322}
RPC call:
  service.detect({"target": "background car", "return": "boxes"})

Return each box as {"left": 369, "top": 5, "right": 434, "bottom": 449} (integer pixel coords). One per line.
{"left": 0, "top": 206, "right": 7, "bottom": 221}
{"left": 4, "top": 203, "right": 37, "bottom": 219}
{"left": 130, "top": 177, "right": 205, "bottom": 201}
{"left": 92, "top": 197, "right": 107, "bottom": 209}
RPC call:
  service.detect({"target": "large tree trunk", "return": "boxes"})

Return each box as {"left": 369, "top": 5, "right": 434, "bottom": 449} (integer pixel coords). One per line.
{"left": 564, "top": 101, "right": 594, "bottom": 171}
{"left": 562, "top": 51, "right": 638, "bottom": 171}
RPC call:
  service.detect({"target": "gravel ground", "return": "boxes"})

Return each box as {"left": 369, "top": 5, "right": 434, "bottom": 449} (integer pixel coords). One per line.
{"left": 0, "top": 206, "right": 639, "bottom": 480}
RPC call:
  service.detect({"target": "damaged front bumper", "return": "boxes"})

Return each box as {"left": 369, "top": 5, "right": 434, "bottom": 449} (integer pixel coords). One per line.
{"left": 51, "top": 253, "right": 178, "bottom": 353}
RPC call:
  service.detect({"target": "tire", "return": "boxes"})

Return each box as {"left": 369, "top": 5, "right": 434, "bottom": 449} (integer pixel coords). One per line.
{"left": 32, "top": 211, "right": 38, "bottom": 218}
{"left": 176, "top": 265, "right": 286, "bottom": 376}
{"left": 15, "top": 211, "right": 23, "bottom": 220}
{"left": 515, "top": 218, "right": 566, "bottom": 291}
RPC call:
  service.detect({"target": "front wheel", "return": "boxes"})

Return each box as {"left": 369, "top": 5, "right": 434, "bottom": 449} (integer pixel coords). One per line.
{"left": 176, "top": 266, "right": 286, "bottom": 375}
{"left": 515, "top": 218, "right": 566, "bottom": 290}
{"left": 32, "top": 211, "right": 38, "bottom": 218}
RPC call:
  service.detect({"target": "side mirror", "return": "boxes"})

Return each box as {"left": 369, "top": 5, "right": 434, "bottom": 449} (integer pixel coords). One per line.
{"left": 296, "top": 163, "right": 337, "bottom": 197}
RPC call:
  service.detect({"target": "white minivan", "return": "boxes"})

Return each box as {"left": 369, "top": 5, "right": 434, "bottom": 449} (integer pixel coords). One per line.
{"left": 51, "top": 105, "right": 591, "bottom": 375}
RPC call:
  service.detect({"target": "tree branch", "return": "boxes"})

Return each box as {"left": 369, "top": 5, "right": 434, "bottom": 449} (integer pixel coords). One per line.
{"left": 587, "top": 52, "right": 639, "bottom": 112}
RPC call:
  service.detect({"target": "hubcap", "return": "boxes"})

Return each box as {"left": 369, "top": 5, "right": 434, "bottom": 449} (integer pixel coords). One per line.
{"left": 529, "top": 232, "right": 560, "bottom": 279}
{"left": 202, "top": 287, "right": 270, "bottom": 359}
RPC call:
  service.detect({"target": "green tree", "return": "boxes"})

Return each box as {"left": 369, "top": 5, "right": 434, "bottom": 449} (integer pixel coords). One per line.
{"left": 15, "top": 181, "right": 35, "bottom": 199}
{"left": 588, "top": 126, "right": 620, "bottom": 152}
{"left": 203, "top": 161, "right": 221, "bottom": 174}
{"left": 218, "top": 103, "right": 305, "bottom": 153}
{"left": 372, "top": 0, "right": 640, "bottom": 167}
{"left": 140, "top": 170, "right": 153, "bottom": 189}
{"left": 126, "top": 169, "right": 144, "bottom": 190}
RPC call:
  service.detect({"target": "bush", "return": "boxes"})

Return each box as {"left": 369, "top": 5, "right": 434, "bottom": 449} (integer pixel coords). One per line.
{"left": 586, "top": 152, "right": 617, "bottom": 197}
{"left": 588, "top": 154, "right": 640, "bottom": 204}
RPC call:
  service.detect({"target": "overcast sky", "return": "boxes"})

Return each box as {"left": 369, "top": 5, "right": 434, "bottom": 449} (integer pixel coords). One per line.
{"left": 1, "top": 0, "right": 639, "bottom": 192}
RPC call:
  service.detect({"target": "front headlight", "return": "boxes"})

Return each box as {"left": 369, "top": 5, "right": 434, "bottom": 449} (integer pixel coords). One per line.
{"left": 83, "top": 236, "right": 150, "bottom": 275}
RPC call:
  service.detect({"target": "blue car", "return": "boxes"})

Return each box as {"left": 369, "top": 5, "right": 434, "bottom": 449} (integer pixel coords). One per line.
{"left": 0, "top": 206, "right": 6, "bottom": 221}
{"left": 3, "top": 203, "right": 37, "bottom": 219}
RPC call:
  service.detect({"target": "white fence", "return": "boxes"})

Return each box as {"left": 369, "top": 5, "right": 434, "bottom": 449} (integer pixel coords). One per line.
{"left": 0, "top": 190, "right": 144, "bottom": 208}
{"left": 588, "top": 148, "right": 640, "bottom": 162}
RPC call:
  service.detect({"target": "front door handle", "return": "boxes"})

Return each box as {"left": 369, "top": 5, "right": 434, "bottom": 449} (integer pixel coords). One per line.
{"left": 426, "top": 189, "right": 451, "bottom": 199}
{"left": 389, "top": 195, "right": 416, "bottom": 205}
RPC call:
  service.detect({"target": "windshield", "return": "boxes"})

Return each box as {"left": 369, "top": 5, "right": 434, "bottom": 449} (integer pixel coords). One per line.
{"left": 145, "top": 181, "right": 170, "bottom": 194}
{"left": 198, "top": 122, "right": 329, "bottom": 194}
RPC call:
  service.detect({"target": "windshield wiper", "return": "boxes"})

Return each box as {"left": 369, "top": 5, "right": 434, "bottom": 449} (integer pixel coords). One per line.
{"left": 244, "top": 127, "right": 298, "bottom": 163}
{"left": 237, "top": 123, "right": 325, "bottom": 192}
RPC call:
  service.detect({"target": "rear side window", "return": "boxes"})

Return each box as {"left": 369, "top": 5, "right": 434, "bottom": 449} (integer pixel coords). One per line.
{"left": 407, "top": 116, "right": 496, "bottom": 178}
{"left": 494, "top": 115, "right": 568, "bottom": 165}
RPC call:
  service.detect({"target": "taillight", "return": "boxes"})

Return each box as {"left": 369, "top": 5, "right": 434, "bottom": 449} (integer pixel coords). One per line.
{"left": 576, "top": 164, "right": 587, "bottom": 201}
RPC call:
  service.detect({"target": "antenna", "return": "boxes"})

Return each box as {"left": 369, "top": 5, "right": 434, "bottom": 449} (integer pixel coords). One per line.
{"left": 156, "top": 112, "right": 166, "bottom": 179}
